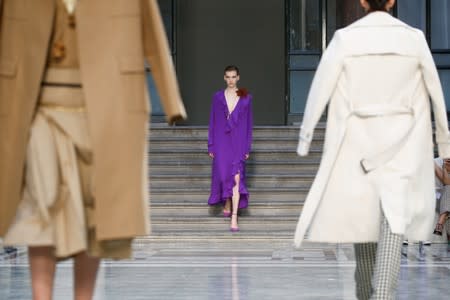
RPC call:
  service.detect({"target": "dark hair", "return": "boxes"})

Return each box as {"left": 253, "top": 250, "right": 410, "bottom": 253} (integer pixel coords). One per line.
{"left": 224, "top": 65, "right": 240, "bottom": 75}
{"left": 366, "top": 0, "right": 389, "bottom": 12}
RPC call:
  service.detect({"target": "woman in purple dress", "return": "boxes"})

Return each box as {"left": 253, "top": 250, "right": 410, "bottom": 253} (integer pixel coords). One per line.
{"left": 208, "top": 65, "right": 253, "bottom": 232}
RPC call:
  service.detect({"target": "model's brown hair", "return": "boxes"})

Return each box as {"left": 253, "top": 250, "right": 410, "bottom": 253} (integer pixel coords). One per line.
{"left": 224, "top": 65, "right": 240, "bottom": 75}
{"left": 366, "top": 0, "right": 389, "bottom": 12}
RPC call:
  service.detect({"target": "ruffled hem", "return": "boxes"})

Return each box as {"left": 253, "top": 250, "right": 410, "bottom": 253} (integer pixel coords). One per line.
{"left": 208, "top": 159, "right": 249, "bottom": 209}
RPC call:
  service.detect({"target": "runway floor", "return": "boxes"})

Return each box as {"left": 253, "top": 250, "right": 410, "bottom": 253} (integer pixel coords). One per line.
{"left": 1, "top": 240, "right": 450, "bottom": 299}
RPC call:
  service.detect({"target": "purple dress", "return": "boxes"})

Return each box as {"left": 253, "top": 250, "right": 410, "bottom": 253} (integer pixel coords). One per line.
{"left": 208, "top": 90, "right": 253, "bottom": 208}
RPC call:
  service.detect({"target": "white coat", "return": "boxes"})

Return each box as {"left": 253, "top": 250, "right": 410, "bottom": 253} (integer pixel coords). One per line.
{"left": 294, "top": 12, "right": 450, "bottom": 247}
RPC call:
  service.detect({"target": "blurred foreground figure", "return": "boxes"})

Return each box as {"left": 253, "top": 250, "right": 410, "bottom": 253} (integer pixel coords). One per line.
{"left": 0, "top": 1, "right": 186, "bottom": 299}
{"left": 294, "top": 0, "right": 450, "bottom": 299}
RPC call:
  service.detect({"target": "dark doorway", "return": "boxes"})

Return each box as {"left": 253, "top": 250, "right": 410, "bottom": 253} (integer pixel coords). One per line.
{"left": 176, "top": 0, "right": 286, "bottom": 125}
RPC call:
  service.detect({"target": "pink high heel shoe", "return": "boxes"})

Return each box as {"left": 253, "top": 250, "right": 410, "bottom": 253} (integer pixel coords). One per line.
{"left": 230, "top": 213, "right": 239, "bottom": 232}
{"left": 223, "top": 210, "right": 232, "bottom": 218}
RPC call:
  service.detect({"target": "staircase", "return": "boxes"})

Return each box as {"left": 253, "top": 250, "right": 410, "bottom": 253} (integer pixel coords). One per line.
{"left": 142, "top": 125, "right": 325, "bottom": 243}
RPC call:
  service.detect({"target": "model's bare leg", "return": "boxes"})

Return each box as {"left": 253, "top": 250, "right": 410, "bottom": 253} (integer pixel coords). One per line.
{"left": 74, "top": 251, "right": 100, "bottom": 300}
{"left": 224, "top": 198, "right": 232, "bottom": 213}
{"left": 28, "top": 246, "right": 56, "bottom": 300}
{"left": 231, "top": 173, "right": 240, "bottom": 229}
{"left": 438, "top": 212, "right": 449, "bottom": 225}
{"left": 435, "top": 212, "right": 449, "bottom": 235}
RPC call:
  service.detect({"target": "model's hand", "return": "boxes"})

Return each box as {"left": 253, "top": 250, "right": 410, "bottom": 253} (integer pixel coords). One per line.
{"left": 245, "top": 154, "right": 250, "bottom": 160}
{"left": 209, "top": 153, "right": 214, "bottom": 158}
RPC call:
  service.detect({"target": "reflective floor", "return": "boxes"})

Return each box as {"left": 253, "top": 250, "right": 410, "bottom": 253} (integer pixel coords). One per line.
{"left": 1, "top": 240, "right": 450, "bottom": 300}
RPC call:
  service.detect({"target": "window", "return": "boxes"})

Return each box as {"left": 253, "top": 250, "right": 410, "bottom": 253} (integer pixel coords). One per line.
{"left": 287, "top": 0, "right": 366, "bottom": 120}
{"left": 396, "top": 0, "right": 450, "bottom": 110}
{"left": 146, "top": 0, "right": 176, "bottom": 118}
{"left": 431, "top": 0, "right": 450, "bottom": 50}
{"left": 289, "top": 0, "right": 321, "bottom": 52}
{"left": 326, "top": 0, "right": 365, "bottom": 43}
{"left": 396, "top": 0, "right": 426, "bottom": 32}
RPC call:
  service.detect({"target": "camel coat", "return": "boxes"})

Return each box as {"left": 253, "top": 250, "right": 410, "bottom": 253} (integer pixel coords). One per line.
{"left": 294, "top": 12, "right": 450, "bottom": 247}
{"left": 0, "top": 0, "right": 186, "bottom": 240}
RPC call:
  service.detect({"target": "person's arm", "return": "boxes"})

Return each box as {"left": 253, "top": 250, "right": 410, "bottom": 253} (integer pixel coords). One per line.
{"left": 208, "top": 97, "right": 215, "bottom": 158}
{"left": 141, "top": 0, "right": 187, "bottom": 125}
{"left": 442, "top": 163, "right": 450, "bottom": 185}
{"left": 245, "top": 96, "right": 253, "bottom": 159}
{"left": 435, "top": 162, "right": 445, "bottom": 182}
{"left": 297, "top": 30, "right": 345, "bottom": 156}
{"left": 419, "top": 30, "right": 450, "bottom": 158}
{"left": 435, "top": 162, "right": 450, "bottom": 185}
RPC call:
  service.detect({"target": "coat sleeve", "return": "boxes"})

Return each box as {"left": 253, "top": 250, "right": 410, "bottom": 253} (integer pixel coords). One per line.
{"left": 246, "top": 96, "right": 253, "bottom": 155}
{"left": 208, "top": 96, "right": 215, "bottom": 154}
{"left": 297, "top": 30, "right": 345, "bottom": 156}
{"left": 419, "top": 31, "right": 450, "bottom": 158}
{"left": 141, "top": 0, "right": 187, "bottom": 125}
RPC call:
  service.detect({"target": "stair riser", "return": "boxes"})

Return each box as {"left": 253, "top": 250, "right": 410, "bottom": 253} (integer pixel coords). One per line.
{"left": 149, "top": 140, "right": 323, "bottom": 150}
{"left": 148, "top": 231, "right": 295, "bottom": 237}
{"left": 149, "top": 151, "right": 323, "bottom": 161}
{"left": 152, "top": 223, "right": 297, "bottom": 232}
{"left": 151, "top": 131, "right": 303, "bottom": 139}
{"left": 150, "top": 192, "right": 307, "bottom": 202}
{"left": 150, "top": 223, "right": 297, "bottom": 231}
{"left": 150, "top": 164, "right": 319, "bottom": 174}
{"left": 150, "top": 178, "right": 313, "bottom": 189}
{"left": 134, "top": 238, "right": 294, "bottom": 248}
{"left": 150, "top": 207, "right": 302, "bottom": 217}
{"left": 149, "top": 128, "right": 325, "bottom": 139}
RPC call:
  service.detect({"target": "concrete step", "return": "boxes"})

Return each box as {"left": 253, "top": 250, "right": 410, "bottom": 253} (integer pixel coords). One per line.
{"left": 148, "top": 231, "right": 295, "bottom": 238}
{"left": 151, "top": 221, "right": 297, "bottom": 230}
{"left": 134, "top": 237, "right": 295, "bottom": 248}
{"left": 149, "top": 125, "right": 326, "bottom": 139}
{"left": 149, "top": 160, "right": 319, "bottom": 174}
{"left": 144, "top": 126, "right": 322, "bottom": 239}
{"left": 149, "top": 217, "right": 298, "bottom": 234}
{"left": 149, "top": 187, "right": 308, "bottom": 202}
{"left": 149, "top": 174, "right": 314, "bottom": 189}
{"left": 149, "top": 203, "right": 303, "bottom": 217}
{"left": 148, "top": 149, "right": 323, "bottom": 162}
{"left": 149, "top": 137, "right": 324, "bottom": 151}
{"left": 151, "top": 215, "right": 297, "bottom": 222}
{"left": 150, "top": 198, "right": 305, "bottom": 206}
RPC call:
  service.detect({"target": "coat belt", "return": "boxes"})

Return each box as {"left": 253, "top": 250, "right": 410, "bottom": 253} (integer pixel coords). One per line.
{"left": 350, "top": 106, "right": 415, "bottom": 173}
{"left": 42, "top": 68, "right": 82, "bottom": 86}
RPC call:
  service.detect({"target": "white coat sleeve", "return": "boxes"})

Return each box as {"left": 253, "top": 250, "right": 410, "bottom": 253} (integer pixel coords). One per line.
{"left": 419, "top": 31, "right": 450, "bottom": 158}
{"left": 297, "top": 30, "right": 345, "bottom": 156}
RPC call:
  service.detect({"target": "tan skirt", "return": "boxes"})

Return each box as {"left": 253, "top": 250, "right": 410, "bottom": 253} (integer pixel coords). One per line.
{"left": 4, "top": 84, "right": 131, "bottom": 259}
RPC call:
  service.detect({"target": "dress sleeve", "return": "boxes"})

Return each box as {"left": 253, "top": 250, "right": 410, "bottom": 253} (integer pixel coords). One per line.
{"left": 208, "top": 96, "right": 215, "bottom": 154}
{"left": 246, "top": 97, "right": 253, "bottom": 154}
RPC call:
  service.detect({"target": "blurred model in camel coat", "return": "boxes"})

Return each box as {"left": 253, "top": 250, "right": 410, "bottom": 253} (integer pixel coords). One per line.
{"left": 0, "top": 0, "right": 186, "bottom": 298}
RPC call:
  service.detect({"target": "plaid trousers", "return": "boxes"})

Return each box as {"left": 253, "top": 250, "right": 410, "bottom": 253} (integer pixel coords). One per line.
{"left": 354, "top": 215, "right": 403, "bottom": 300}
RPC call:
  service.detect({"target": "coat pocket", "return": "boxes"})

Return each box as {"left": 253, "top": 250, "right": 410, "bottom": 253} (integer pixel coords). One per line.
{"left": 117, "top": 56, "right": 149, "bottom": 113}
{"left": 0, "top": 58, "right": 18, "bottom": 116}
